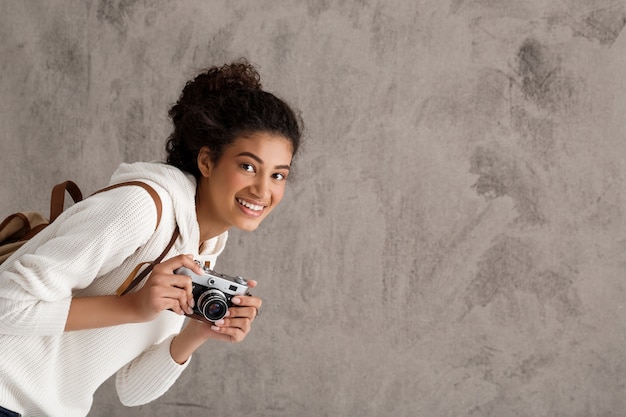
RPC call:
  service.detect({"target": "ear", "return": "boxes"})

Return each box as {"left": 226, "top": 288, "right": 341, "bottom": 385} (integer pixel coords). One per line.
{"left": 197, "top": 147, "right": 213, "bottom": 178}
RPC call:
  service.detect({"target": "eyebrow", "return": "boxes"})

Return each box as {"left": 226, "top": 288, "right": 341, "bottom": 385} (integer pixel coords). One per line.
{"left": 237, "top": 152, "right": 291, "bottom": 170}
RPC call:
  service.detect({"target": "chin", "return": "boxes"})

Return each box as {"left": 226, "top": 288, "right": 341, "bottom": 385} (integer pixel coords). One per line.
{"left": 237, "top": 221, "right": 262, "bottom": 232}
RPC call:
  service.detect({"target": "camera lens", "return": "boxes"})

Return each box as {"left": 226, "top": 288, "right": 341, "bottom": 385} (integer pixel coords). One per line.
{"left": 197, "top": 289, "right": 228, "bottom": 321}
{"left": 206, "top": 301, "right": 225, "bottom": 317}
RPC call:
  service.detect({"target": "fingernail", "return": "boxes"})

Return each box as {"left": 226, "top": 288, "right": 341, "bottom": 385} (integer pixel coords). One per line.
{"left": 189, "top": 298, "right": 195, "bottom": 308}
{"left": 232, "top": 297, "right": 241, "bottom": 304}
{"left": 214, "top": 319, "right": 225, "bottom": 325}
{"left": 224, "top": 310, "right": 231, "bottom": 317}
{"left": 211, "top": 325, "right": 220, "bottom": 331}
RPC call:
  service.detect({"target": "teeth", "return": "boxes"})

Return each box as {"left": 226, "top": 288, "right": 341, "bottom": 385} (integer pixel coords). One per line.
{"left": 237, "top": 198, "right": 263, "bottom": 211}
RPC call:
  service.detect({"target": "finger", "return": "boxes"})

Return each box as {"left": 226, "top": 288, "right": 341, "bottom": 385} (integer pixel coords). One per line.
{"left": 159, "top": 254, "right": 204, "bottom": 275}
{"left": 230, "top": 295, "right": 262, "bottom": 321}
{"left": 166, "top": 298, "right": 186, "bottom": 315}
{"left": 163, "top": 264, "right": 197, "bottom": 308}
{"left": 157, "top": 273, "right": 193, "bottom": 290}
{"left": 144, "top": 285, "right": 188, "bottom": 315}
{"left": 152, "top": 284, "right": 194, "bottom": 315}
{"left": 151, "top": 273, "right": 194, "bottom": 307}
{"left": 221, "top": 317, "right": 252, "bottom": 332}
{"left": 231, "top": 294, "right": 262, "bottom": 309}
{"left": 245, "top": 279, "right": 258, "bottom": 289}
{"left": 227, "top": 306, "right": 258, "bottom": 320}
{"left": 211, "top": 322, "right": 247, "bottom": 343}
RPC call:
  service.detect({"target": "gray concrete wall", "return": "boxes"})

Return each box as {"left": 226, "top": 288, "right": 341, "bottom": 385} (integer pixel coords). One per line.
{"left": 2, "top": 1, "right": 626, "bottom": 416}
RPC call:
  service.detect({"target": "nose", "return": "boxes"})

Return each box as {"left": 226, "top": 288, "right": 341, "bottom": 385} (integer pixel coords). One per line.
{"left": 250, "top": 176, "right": 270, "bottom": 200}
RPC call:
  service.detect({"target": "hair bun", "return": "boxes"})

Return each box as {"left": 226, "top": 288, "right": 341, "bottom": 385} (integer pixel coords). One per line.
{"left": 166, "top": 57, "right": 302, "bottom": 178}
{"left": 202, "top": 59, "right": 262, "bottom": 93}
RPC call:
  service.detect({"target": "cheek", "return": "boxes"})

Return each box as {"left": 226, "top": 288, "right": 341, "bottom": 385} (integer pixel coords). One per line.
{"left": 271, "top": 185, "right": 286, "bottom": 205}
{"left": 222, "top": 171, "right": 248, "bottom": 192}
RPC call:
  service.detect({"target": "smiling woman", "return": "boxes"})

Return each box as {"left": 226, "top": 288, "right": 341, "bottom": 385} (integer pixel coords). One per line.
{"left": 165, "top": 60, "right": 302, "bottom": 240}
{"left": 0, "top": 59, "right": 303, "bottom": 416}
{"left": 195, "top": 132, "right": 294, "bottom": 238}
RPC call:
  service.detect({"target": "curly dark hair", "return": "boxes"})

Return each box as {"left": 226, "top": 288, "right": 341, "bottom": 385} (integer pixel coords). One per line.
{"left": 165, "top": 59, "right": 303, "bottom": 179}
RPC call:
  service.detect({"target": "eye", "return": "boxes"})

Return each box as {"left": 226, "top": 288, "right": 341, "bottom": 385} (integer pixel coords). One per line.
{"left": 241, "top": 163, "right": 255, "bottom": 173}
{"left": 273, "top": 172, "right": 287, "bottom": 181}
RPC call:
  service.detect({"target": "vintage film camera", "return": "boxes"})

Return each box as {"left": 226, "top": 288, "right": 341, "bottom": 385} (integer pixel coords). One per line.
{"left": 174, "top": 261, "right": 249, "bottom": 323}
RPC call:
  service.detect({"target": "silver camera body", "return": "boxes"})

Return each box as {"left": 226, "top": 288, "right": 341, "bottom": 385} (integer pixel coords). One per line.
{"left": 174, "top": 261, "right": 249, "bottom": 323}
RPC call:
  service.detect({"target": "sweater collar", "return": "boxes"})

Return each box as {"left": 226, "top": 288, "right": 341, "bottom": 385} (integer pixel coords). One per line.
{"left": 108, "top": 162, "right": 228, "bottom": 259}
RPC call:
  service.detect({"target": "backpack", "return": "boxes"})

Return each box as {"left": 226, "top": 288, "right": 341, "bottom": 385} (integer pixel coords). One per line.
{"left": 0, "top": 180, "right": 179, "bottom": 295}
{"left": 0, "top": 181, "right": 83, "bottom": 264}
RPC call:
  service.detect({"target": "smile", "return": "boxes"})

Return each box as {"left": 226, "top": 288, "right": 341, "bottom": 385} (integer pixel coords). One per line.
{"left": 237, "top": 198, "right": 264, "bottom": 212}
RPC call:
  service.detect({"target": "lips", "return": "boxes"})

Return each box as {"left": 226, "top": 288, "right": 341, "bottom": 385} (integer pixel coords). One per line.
{"left": 237, "top": 198, "right": 264, "bottom": 212}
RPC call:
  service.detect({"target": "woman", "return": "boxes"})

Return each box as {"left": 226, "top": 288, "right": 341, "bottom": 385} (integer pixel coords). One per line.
{"left": 0, "top": 59, "right": 302, "bottom": 417}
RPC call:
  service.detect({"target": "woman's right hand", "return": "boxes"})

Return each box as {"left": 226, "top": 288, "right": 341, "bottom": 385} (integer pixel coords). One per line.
{"left": 126, "top": 254, "right": 204, "bottom": 322}
{"left": 64, "top": 255, "right": 204, "bottom": 331}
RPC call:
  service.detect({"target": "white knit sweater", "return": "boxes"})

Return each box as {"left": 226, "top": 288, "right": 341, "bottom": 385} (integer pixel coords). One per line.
{"left": 0, "top": 162, "right": 228, "bottom": 417}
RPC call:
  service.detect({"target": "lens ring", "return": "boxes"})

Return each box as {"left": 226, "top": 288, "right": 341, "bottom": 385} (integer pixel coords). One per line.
{"left": 198, "top": 289, "right": 228, "bottom": 321}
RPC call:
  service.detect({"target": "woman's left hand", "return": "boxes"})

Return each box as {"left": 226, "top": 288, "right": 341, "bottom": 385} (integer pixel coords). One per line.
{"left": 171, "top": 280, "right": 262, "bottom": 363}
{"left": 204, "top": 280, "right": 262, "bottom": 343}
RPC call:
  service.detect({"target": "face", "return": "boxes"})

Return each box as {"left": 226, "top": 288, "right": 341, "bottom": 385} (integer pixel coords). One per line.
{"left": 196, "top": 132, "right": 294, "bottom": 239}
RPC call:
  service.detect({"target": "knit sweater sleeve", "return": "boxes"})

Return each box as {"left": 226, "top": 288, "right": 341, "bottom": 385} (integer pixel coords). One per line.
{"left": 0, "top": 186, "right": 158, "bottom": 336}
{"left": 115, "top": 334, "right": 190, "bottom": 406}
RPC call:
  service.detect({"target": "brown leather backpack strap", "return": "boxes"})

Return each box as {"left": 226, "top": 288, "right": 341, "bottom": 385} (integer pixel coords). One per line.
{"left": 92, "top": 180, "right": 177, "bottom": 296}
{"left": 0, "top": 213, "right": 31, "bottom": 241}
{"left": 116, "top": 226, "right": 180, "bottom": 296}
{"left": 50, "top": 181, "right": 83, "bottom": 223}
{"left": 93, "top": 181, "right": 163, "bottom": 230}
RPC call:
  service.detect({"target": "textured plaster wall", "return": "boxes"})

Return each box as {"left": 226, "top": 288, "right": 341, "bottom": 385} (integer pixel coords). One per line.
{"left": 2, "top": 1, "right": 626, "bottom": 416}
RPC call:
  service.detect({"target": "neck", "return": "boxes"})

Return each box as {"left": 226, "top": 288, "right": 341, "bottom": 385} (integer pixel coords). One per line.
{"left": 195, "top": 177, "right": 232, "bottom": 243}
{"left": 196, "top": 207, "right": 229, "bottom": 242}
